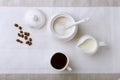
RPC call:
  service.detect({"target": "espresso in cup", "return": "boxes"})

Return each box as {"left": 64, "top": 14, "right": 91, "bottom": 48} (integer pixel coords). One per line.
{"left": 50, "top": 52, "right": 72, "bottom": 71}
{"left": 51, "top": 52, "right": 67, "bottom": 69}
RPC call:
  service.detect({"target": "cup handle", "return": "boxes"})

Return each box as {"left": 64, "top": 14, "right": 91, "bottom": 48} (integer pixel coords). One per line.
{"left": 98, "top": 41, "right": 107, "bottom": 47}
{"left": 66, "top": 66, "right": 72, "bottom": 72}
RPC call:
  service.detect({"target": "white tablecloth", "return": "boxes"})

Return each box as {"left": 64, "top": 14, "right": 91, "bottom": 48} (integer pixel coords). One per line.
{"left": 0, "top": 7, "right": 119, "bottom": 73}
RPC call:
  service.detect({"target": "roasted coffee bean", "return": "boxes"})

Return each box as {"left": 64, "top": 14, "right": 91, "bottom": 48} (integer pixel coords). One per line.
{"left": 26, "top": 41, "right": 30, "bottom": 44}
{"left": 18, "top": 33, "right": 24, "bottom": 38}
{"left": 16, "top": 39, "right": 20, "bottom": 42}
{"left": 26, "top": 41, "right": 32, "bottom": 46}
{"left": 19, "top": 26, "right": 22, "bottom": 30}
{"left": 21, "top": 34, "right": 24, "bottom": 38}
{"left": 24, "top": 36, "right": 28, "bottom": 40}
{"left": 27, "top": 33, "right": 30, "bottom": 36}
{"left": 20, "top": 41, "right": 23, "bottom": 43}
{"left": 24, "top": 32, "right": 27, "bottom": 35}
{"left": 24, "top": 32, "right": 30, "bottom": 36}
{"left": 29, "top": 42, "right": 32, "bottom": 46}
{"left": 16, "top": 39, "right": 23, "bottom": 43}
{"left": 29, "top": 38, "right": 32, "bottom": 41}
{"left": 14, "top": 24, "right": 18, "bottom": 27}
{"left": 20, "top": 30, "right": 23, "bottom": 33}
{"left": 18, "top": 33, "right": 21, "bottom": 37}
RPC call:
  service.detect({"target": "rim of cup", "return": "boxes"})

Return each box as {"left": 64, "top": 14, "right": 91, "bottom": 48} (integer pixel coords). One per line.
{"left": 50, "top": 52, "right": 70, "bottom": 71}
{"left": 50, "top": 13, "right": 78, "bottom": 41}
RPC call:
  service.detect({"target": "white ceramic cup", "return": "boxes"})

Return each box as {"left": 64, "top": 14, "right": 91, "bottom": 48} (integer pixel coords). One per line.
{"left": 76, "top": 35, "right": 107, "bottom": 55}
{"left": 50, "top": 52, "right": 72, "bottom": 72}
{"left": 50, "top": 13, "right": 78, "bottom": 42}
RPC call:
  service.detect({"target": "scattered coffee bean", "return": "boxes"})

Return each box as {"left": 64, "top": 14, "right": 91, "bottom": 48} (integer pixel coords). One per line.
{"left": 20, "top": 41, "right": 23, "bottom": 43}
{"left": 14, "top": 24, "right": 18, "bottom": 27}
{"left": 24, "top": 36, "right": 28, "bottom": 40}
{"left": 29, "top": 42, "right": 32, "bottom": 46}
{"left": 18, "top": 33, "right": 21, "bottom": 37}
{"left": 16, "top": 39, "right": 20, "bottom": 42}
{"left": 27, "top": 33, "right": 30, "bottom": 36}
{"left": 18, "top": 33, "right": 24, "bottom": 38}
{"left": 26, "top": 41, "right": 30, "bottom": 44}
{"left": 19, "top": 26, "right": 22, "bottom": 30}
{"left": 21, "top": 34, "right": 24, "bottom": 38}
{"left": 26, "top": 41, "right": 32, "bottom": 46}
{"left": 20, "top": 30, "right": 23, "bottom": 33}
{"left": 16, "top": 39, "right": 23, "bottom": 44}
{"left": 24, "top": 32, "right": 28, "bottom": 35}
{"left": 24, "top": 32, "right": 30, "bottom": 36}
{"left": 29, "top": 38, "right": 32, "bottom": 41}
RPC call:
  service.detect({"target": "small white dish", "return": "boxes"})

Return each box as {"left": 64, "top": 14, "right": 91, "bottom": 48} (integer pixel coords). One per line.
{"left": 76, "top": 35, "right": 107, "bottom": 55}
{"left": 24, "top": 9, "right": 46, "bottom": 29}
{"left": 50, "top": 13, "right": 78, "bottom": 42}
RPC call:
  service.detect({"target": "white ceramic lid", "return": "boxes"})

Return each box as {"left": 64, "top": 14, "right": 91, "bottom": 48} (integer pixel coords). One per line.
{"left": 24, "top": 9, "right": 46, "bottom": 29}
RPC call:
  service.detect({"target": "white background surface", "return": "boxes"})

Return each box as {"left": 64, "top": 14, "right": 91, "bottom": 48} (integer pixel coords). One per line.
{"left": 0, "top": 7, "right": 119, "bottom": 73}
{"left": 0, "top": 0, "right": 119, "bottom": 6}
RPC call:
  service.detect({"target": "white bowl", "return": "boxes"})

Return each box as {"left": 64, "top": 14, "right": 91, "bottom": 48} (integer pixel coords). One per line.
{"left": 50, "top": 13, "right": 78, "bottom": 42}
